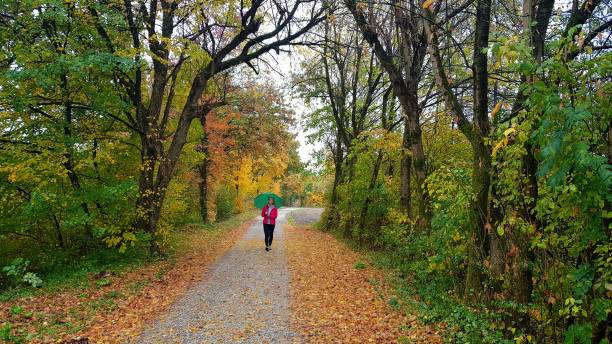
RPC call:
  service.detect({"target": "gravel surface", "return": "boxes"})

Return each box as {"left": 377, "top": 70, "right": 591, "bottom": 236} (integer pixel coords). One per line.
{"left": 135, "top": 208, "right": 322, "bottom": 344}
{"left": 288, "top": 208, "right": 324, "bottom": 226}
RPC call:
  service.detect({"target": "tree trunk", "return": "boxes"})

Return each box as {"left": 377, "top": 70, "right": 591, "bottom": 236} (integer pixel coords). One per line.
{"left": 134, "top": 113, "right": 200, "bottom": 254}
{"left": 52, "top": 215, "right": 64, "bottom": 249}
{"left": 514, "top": 141, "right": 540, "bottom": 303}
{"left": 499, "top": 0, "right": 555, "bottom": 305}
{"left": 388, "top": 82, "right": 429, "bottom": 232}
{"left": 198, "top": 156, "right": 209, "bottom": 223}
{"left": 134, "top": 71, "right": 211, "bottom": 254}
{"left": 61, "top": 74, "right": 94, "bottom": 249}
{"left": 344, "top": 0, "right": 430, "bottom": 231}
{"left": 465, "top": 139, "right": 491, "bottom": 299}
{"left": 507, "top": 0, "right": 555, "bottom": 305}
{"left": 405, "top": 99, "right": 431, "bottom": 231}
{"left": 464, "top": 0, "right": 493, "bottom": 301}
{"left": 328, "top": 129, "right": 344, "bottom": 228}
{"left": 331, "top": 152, "right": 343, "bottom": 204}
{"left": 400, "top": 120, "right": 412, "bottom": 216}
{"left": 359, "top": 150, "right": 383, "bottom": 236}
{"left": 423, "top": 0, "right": 492, "bottom": 300}
{"left": 135, "top": 134, "right": 162, "bottom": 255}
{"left": 198, "top": 109, "right": 210, "bottom": 223}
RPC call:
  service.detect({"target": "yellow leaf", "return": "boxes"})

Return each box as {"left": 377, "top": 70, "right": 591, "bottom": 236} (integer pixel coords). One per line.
{"left": 8, "top": 171, "right": 18, "bottom": 183}
{"left": 491, "top": 102, "right": 502, "bottom": 118}
{"left": 422, "top": 0, "right": 435, "bottom": 9}
{"left": 492, "top": 137, "right": 508, "bottom": 157}
{"left": 504, "top": 127, "right": 516, "bottom": 137}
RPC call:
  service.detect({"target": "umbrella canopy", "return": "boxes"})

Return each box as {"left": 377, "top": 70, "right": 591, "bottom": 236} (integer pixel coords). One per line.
{"left": 254, "top": 192, "right": 283, "bottom": 209}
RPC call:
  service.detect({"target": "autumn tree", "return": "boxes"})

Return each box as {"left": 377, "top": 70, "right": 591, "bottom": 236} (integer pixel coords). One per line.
{"left": 296, "top": 10, "right": 389, "bottom": 230}
{"left": 0, "top": 0, "right": 140, "bottom": 251}
{"left": 85, "top": 0, "right": 328, "bottom": 253}
{"left": 344, "top": 0, "right": 433, "bottom": 230}
{"left": 196, "top": 80, "right": 296, "bottom": 222}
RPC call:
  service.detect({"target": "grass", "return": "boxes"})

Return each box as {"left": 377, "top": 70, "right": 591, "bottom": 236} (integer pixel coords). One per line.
{"left": 0, "top": 211, "right": 257, "bottom": 302}
{"left": 166, "top": 210, "right": 257, "bottom": 254}
{"left": 0, "top": 247, "right": 149, "bottom": 302}
{"left": 0, "top": 210, "right": 257, "bottom": 343}
{"left": 353, "top": 261, "right": 366, "bottom": 269}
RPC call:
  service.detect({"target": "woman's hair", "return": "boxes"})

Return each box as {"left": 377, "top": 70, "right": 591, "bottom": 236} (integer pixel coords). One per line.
{"left": 268, "top": 197, "right": 275, "bottom": 204}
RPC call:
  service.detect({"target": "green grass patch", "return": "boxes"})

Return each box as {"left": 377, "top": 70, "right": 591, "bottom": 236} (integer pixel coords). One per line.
{"left": 353, "top": 261, "right": 366, "bottom": 269}
{"left": 0, "top": 246, "right": 149, "bottom": 302}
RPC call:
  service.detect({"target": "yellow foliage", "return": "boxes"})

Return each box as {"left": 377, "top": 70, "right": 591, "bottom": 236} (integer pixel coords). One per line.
{"left": 422, "top": 0, "right": 436, "bottom": 9}
{"left": 233, "top": 158, "right": 255, "bottom": 213}
{"left": 272, "top": 182, "right": 281, "bottom": 195}
{"left": 307, "top": 192, "right": 325, "bottom": 206}
{"left": 492, "top": 127, "right": 517, "bottom": 157}
{"left": 491, "top": 102, "right": 503, "bottom": 118}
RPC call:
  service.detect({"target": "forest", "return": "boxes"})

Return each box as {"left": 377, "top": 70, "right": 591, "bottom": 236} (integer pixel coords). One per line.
{"left": 0, "top": 0, "right": 610, "bottom": 343}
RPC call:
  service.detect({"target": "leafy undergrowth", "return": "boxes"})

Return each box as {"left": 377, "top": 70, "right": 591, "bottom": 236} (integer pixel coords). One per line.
{"left": 0, "top": 212, "right": 255, "bottom": 343}
{"left": 285, "top": 224, "right": 443, "bottom": 343}
{"left": 371, "top": 250, "right": 510, "bottom": 344}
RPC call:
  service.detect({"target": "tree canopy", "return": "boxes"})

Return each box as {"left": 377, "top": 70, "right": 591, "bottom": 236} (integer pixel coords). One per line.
{"left": 0, "top": 0, "right": 610, "bottom": 342}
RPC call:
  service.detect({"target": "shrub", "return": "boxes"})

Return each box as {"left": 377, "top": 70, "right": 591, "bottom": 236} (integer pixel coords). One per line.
{"left": 2, "top": 258, "right": 43, "bottom": 288}
{"left": 216, "top": 185, "right": 236, "bottom": 221}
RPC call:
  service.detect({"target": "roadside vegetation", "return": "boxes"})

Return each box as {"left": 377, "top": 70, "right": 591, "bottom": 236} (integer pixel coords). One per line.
{"left": 297, "top": 0, "right": 611, "bottom": 342}
{"left": 1, "top": 211, "right": 255, "bottom": 343}
{"left": 0, "top": 0, "right": 609, "bottom": 343}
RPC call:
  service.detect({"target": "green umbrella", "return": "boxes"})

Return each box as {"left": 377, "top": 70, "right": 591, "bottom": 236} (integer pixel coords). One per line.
{"left": 254, "top": 192, "right": 283, "bottom": 209}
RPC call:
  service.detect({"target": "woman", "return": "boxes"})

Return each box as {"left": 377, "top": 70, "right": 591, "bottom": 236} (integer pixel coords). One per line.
{"left": 261, "top": 197, "right": 278, "bottom": 251}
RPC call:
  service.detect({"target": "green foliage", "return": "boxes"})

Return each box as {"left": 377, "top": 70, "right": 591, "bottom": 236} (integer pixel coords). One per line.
{"left": 0, "top": 0, "right": 608, "bottom": 342}
{"left": 0, "top": 244, "right": 148, "bottom": 302}
{"left": 371, "top": 242, "right": 510, "bottom": 344}
{"left": 9, "top": 306, "right": 23, "bottom": 316}
{"left": 95, "top": 278, "right": 111, "bottom": 288}
{"left": 0, "top": 0, "right": 144, "bottom": 262}
{"left": 2, "top": 259, "right": 30, "bottom": 279}
{"left": 329, "top": 130, "right": 403, "bottom": 245}
{"left": 2, "top": 258, "right": 42, "bottom": 288}
{"left": 353, "top": 261, "right": 366, "bottom": 269}
{"left": 426, "top": 167, "right": 472, "bottom": 237}
{"left": 22, "top": 273, "right": 43, "bottom": 288}
{"left": 314, "top": 10, "right": 610, "bottom": 342}
{"left": 564, "top": 324, "right": 592, "bottom": 344}
{"left": 487, "top": 33, "right": 611, "bottom": 341}
{"left": 0, "top": 323, "right": 13, "bottom": 341}
{"left": 215, "top": 185, "right": 237, "bottom": 221}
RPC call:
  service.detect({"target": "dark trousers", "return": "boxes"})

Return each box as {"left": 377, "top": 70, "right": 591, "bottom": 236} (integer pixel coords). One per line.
{"left": 263, "top": 224, "right": 275, "bottom": 247}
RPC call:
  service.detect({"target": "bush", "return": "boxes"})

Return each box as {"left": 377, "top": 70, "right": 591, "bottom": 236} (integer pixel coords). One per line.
{"left": 216, "top": 185, "right": 237, "bottom": 221}
{"left": 162, "top": 175, "right": 196, "bottom": 226}
{"left": 0, "top": 323, "right": 13, "bottom": 341}
{"left": 2, "top": 258, "right": 43, "bottom": 288}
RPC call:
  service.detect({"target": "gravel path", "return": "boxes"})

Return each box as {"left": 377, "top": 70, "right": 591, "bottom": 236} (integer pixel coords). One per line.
{"left": 288, "top": 208, "right": 324, "bottom": 226}
{"left": 135, "top": 207, "right": 321, "bottom": 344}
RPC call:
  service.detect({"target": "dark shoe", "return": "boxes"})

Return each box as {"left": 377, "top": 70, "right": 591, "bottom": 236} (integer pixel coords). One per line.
{"left": 265, "top": 247, "right": 270, "bottom": 251}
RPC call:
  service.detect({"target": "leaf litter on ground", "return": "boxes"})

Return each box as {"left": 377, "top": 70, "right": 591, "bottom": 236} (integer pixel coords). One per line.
{"left": 0, "top": 218, "right": 254, "bottom": 343}
{"left": 285, "top": 224, "right": 443, "bottom": 343}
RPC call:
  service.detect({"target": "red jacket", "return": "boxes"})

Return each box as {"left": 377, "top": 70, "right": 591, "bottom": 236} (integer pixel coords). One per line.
{"left": 261, "top": 205, "right": 278, "bottom": 225}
